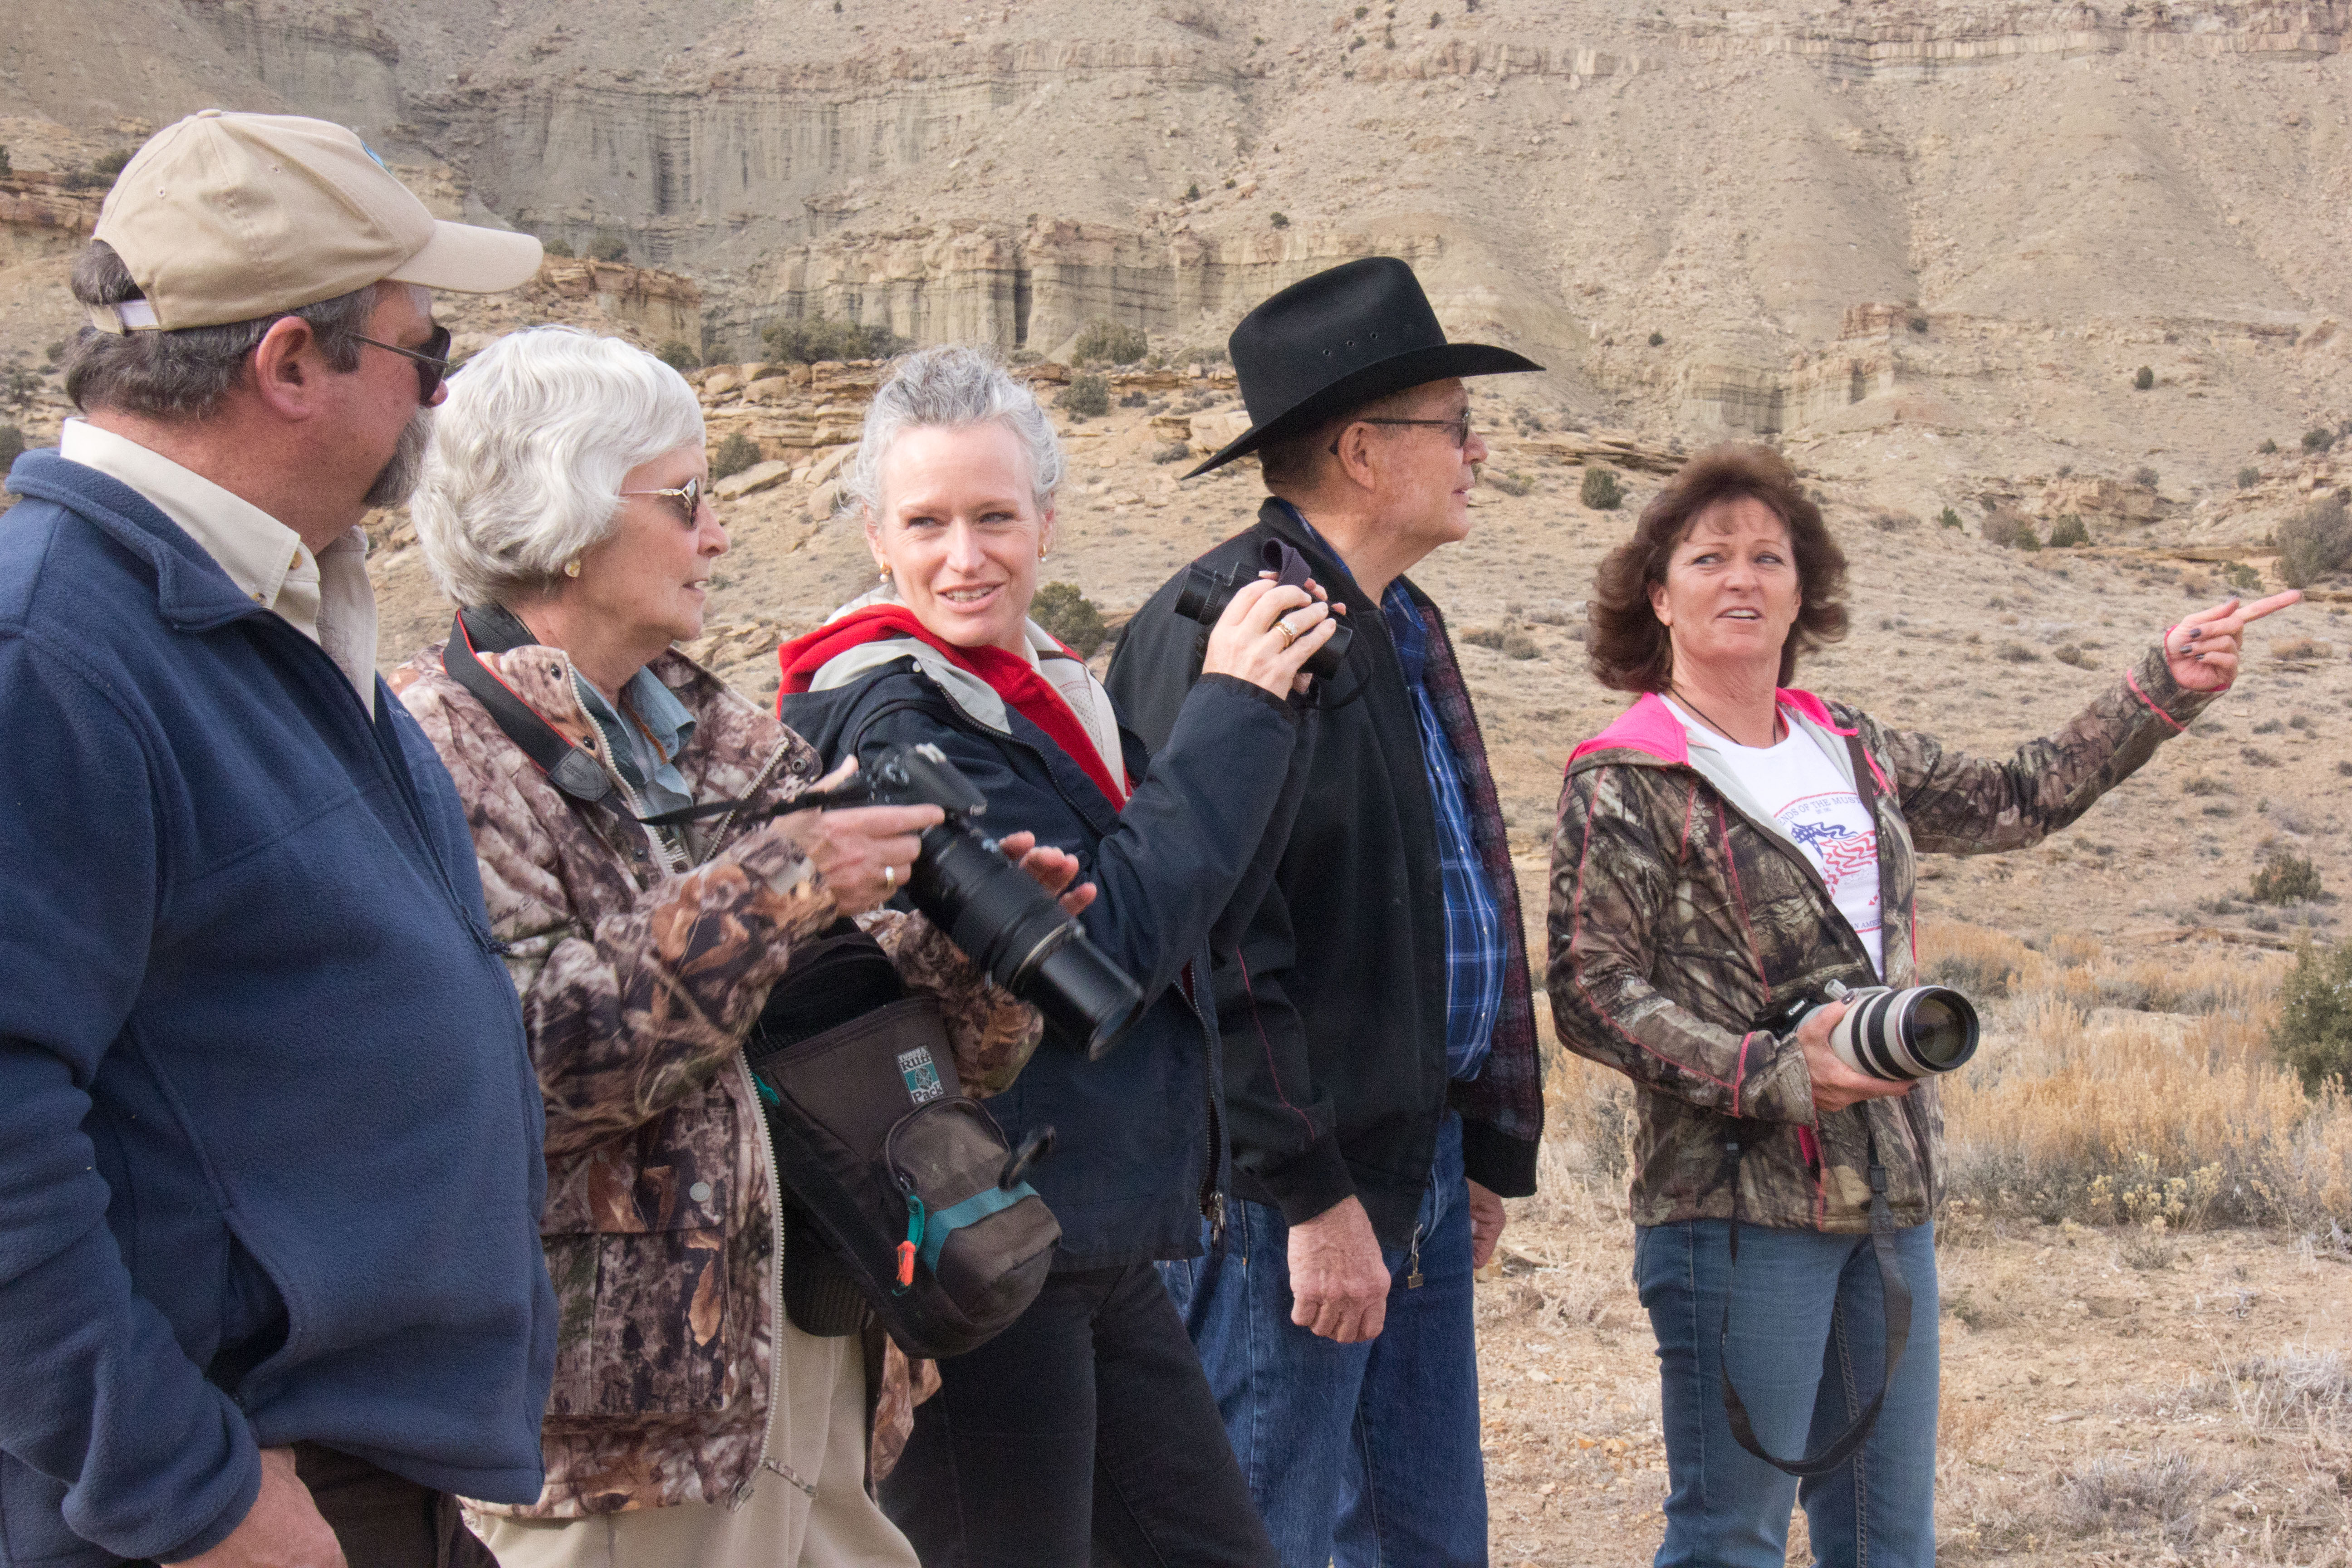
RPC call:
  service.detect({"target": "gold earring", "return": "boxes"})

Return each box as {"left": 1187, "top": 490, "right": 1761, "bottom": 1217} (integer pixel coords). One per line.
{"left": 563, "top": 559, "right": 581, "bottom": 578}
{"left": 877, "top": 563, "right": 892, "bottom": 582}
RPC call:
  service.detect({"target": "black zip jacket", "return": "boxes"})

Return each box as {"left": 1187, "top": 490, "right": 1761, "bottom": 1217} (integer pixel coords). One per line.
{"left": 1107, "top": 500, "right": 1544, "bottom": 1250}
{"left": 784, "top": 662, "right": 1310, "bottom": 1269}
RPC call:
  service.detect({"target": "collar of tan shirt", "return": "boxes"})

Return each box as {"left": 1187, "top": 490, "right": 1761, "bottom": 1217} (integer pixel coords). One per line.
{"left": 59, "top": 418, "right": 380, "bottom": 714}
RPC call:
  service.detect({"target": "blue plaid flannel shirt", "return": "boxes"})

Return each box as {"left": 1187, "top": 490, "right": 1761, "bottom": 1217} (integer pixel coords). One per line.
{"left": 1281, "top": 505, "right": 1505, "bottom": 1080}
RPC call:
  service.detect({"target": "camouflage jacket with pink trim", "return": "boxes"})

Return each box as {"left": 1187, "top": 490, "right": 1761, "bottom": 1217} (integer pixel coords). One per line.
{"left": 1545, "top": 646, "right": 2211, "bottom": 1233}
{"left": 394, "top": 641, "right": 1028, "bottom": 1514}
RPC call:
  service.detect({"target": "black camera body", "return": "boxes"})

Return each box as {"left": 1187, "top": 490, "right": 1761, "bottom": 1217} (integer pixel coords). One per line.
{"left": 1174, "top": 539, "right": 1353, "bottom": 681}
{"left": 1759, "top": 978, "right": 1980, "bottom": 1082}
{"left": 831, "top": 744, "right": 1149, "bottom": 1062}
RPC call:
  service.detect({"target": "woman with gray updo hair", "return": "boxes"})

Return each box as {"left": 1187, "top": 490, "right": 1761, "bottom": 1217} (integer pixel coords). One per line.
{"left": 778, "top": 343, "right": 1338, "bottom": 1566}
{"left": 393, "top": 328, "right": 1086, "bottom": 1568}
{"left": 835, "top": 339, "right": 1067, "bottom": 524}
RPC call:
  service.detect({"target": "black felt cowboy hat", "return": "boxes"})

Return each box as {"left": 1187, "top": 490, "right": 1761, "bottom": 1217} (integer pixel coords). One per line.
{"left": 1185, "top": 256, "right": 1543, "bottom": 479}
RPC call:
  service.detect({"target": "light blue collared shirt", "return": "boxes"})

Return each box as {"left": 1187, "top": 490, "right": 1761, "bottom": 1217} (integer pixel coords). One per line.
{"left": 574, "top": 667, "right": 696, "bottom": 817}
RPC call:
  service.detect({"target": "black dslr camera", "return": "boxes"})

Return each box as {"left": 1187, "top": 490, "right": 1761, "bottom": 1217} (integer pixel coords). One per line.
{"left": 1174, "top": 539, "right": 1352, "bottom": 681}
{"left": 795, "top": 744, "right": 1148, "bottom": 1062}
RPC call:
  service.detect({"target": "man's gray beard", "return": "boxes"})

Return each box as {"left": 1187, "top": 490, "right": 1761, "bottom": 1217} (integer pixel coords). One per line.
{"left": 364, "top": 407, "right": 434, "bottom": 509}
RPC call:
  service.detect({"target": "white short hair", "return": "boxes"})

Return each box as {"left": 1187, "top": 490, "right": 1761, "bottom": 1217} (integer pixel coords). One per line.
{"left": 844, "top": 345, "right": 1064, "bottom": 522}
{"left": 413, "top": 326, "right": 705, "bottom": 607}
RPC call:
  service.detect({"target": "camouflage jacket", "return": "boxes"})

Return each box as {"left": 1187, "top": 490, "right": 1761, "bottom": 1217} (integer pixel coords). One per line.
{"left": 1546, "top": 646, "right": 2212, "bottom": 1233}
{"left": 394, "top": 640, "right": 1024, "bottom": 1514}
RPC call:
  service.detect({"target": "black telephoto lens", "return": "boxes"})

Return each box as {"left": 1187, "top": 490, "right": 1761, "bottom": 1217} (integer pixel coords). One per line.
{"left": 907, "top": 826, "right": 1147, "bottom": 1061}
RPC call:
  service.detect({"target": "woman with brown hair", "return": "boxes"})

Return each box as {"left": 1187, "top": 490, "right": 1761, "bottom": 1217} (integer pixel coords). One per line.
{"left": 1547, "top": 443, "right": 2292, "bottom": 1567}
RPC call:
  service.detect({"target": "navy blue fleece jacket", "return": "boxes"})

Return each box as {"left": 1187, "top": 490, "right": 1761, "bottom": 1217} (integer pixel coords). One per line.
{"left": 0, "top": 452, "right": 555, "bottom": 1568}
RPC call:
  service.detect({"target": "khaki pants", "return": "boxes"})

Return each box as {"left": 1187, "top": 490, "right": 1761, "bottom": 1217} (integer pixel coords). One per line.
{"left": 475, "top": 1325, "right": 916, "bottom": 1568}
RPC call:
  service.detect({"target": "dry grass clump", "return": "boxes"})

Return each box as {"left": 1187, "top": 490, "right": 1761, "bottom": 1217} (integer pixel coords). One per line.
{"left": 1928, "top": 922, "right": 2352, "bottom": 1230}
{"left": 2217, "top": 1348, "right": 2352, "bottom": 1443}
{"left": 2050, "top": 1450, "right": 2231, "bottom": 1547}
{"left": 1463, "top": 624, "right": 1543, "bottom": 661}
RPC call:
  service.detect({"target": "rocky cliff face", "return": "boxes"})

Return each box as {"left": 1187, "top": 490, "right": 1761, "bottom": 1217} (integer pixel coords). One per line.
{"left": 6, "top": 0, "right": 2352, "bottom": 500}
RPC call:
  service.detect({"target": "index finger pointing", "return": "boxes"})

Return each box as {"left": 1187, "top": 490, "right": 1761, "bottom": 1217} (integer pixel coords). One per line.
{"left": 2233, "top": 589, "right": 2303, "bottom": 625}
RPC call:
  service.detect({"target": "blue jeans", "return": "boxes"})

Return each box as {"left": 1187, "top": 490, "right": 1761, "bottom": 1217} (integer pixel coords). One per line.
{"left": 1635, "top": 1219, "right": 1940, "bottom": 1568}
{"left": 1161, "top": 1111, "right": 1487, "bottom": 1568}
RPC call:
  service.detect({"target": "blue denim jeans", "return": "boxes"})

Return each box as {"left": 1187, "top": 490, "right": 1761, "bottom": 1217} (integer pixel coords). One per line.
{"left": 1635, "top": 1219, "right": 1940, "bottom": 1568}
{"left": 1160, "top": 1111, "right": 1487, "bottom": 1568}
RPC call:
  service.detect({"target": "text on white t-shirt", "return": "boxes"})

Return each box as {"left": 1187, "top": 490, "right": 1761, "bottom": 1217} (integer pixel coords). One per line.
{"left": 1667, "top": 700, "right": 1884, "bottom": 976}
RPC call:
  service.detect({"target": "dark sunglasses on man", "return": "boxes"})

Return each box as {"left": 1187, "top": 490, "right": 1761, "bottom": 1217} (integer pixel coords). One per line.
{"left": 348, "top": 324, "right": 455, "bottom": 402}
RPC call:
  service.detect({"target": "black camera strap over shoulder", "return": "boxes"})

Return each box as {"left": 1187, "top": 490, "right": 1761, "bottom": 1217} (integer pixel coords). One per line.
{"left": 441, "top": 607, "right": 620, "bottom": 807}
{"left": 1715, "top": 727, "right": 1910, "bottom": 1477}
{"left": 1718, "top": 1122, "right": 1911, "bottom": 1478}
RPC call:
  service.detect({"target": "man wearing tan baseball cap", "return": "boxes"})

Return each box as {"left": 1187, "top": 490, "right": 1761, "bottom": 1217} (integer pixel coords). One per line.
{"left": 0, "top": 112, "right": 558, "bottom": 1568}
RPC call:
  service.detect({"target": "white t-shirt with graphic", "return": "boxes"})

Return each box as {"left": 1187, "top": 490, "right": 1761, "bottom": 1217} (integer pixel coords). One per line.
{"left": 1667, "top": 701, "right": 1885, "bottom": 976}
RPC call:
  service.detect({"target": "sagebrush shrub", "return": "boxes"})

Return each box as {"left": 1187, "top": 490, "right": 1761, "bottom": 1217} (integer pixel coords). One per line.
{"left": 2274, "top": 495, "right": 2352, "bottom": 588}
{"left": 1464, "top": 626, "right": 1541, "bottom": 660}
{"left": 1983, "top": 511, "right": 2041, "bottom": 549}
{"left": 654, "top": 340, "right": 698, "bottom": 372}
{"left": 762, "top": 316, "right": 904, "bottom": 364}
{"left": 1070, "top": 319, "right": 1147, "bottom": 367}
{"left": 2047, "top": 513, "right": 2090, "bottom": 548}
{"left": 2134, "top": 366, "right": 2155, "bottom": 390}
{"left": 2273, "top": 938, "right": 2352, "bottom": 1091}
{"left": 1061, "top": 372, "right": 1111, "bottom": 419}
{"left": 0, "top": 366, "right": 36, "bottom": 417}
{"left": 0, "top": 424, "right": 24, "bottom": 470}
{"left": 2306, "top": 427, "right": 2335, "bottom": 453}
{"left": 1031, "top": 582, "right": 1107, "bottom": 656}
{"left": 588, "top": 230, "right": 629, "bottom": 262}
{"left": 2251, "top": 849, "right": 2323, "bottom": 905}
{"left": 1580, "top": 467, "right": 1622, "bottom": 510}
{"left": 1938, "top": 506, "right": 1962, "bottom": 529}
{"left": 710, "top": 431, "right": 761, "bottom": 480}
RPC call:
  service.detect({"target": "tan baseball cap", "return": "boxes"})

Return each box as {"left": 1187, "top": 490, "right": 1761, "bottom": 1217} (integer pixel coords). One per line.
{"left": 89, "top": 109, "right": 544, "bottom": 333}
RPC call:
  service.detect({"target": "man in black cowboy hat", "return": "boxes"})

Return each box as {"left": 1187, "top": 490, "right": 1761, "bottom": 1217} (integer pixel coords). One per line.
{"left": 1108, "top": 256, "right": 1545, "bottom": 1566}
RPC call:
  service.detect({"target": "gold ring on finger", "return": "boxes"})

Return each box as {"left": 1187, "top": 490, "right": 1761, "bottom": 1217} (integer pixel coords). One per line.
{"left": 1276, "top": 618, "right": 1299, "bottom": 649}
{"left": 883, "top": 864, "right": 897, "bottom": 890}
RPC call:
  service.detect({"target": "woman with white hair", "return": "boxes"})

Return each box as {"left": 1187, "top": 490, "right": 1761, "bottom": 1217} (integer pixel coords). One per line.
{"left": 391, "top": 326, "right": 1073, "bottom": 1568}
{"left": 777, "top": 345, "right": 1335, "bottom": 1566}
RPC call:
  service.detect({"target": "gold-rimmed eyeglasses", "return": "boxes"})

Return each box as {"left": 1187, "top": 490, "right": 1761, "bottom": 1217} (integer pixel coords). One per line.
{"left": 619, "top": 474, "right": 712, "bottom": 526}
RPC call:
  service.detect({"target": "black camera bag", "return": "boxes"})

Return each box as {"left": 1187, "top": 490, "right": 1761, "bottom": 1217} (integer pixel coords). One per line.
{"left": 746, "top": 927, "right": 1060, "bottom": 1359}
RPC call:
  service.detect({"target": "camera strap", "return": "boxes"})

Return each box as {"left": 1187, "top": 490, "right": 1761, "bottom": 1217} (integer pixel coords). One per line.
{"left": 1717, "top": 1120, "right": 1911, "bottom": 1477}
{"left": 442, "top": 607, "right": 622, "bottom": 808}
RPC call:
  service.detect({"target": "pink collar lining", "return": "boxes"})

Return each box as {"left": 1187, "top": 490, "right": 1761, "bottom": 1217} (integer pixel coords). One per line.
{"left": 1568, "top": 687, "right": 1849, "bottom": 769}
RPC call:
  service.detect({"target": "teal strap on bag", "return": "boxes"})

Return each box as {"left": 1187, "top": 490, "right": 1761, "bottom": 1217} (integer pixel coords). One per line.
{"left": 918, "top": 1183, "right": 1034, "bottom": 1273}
